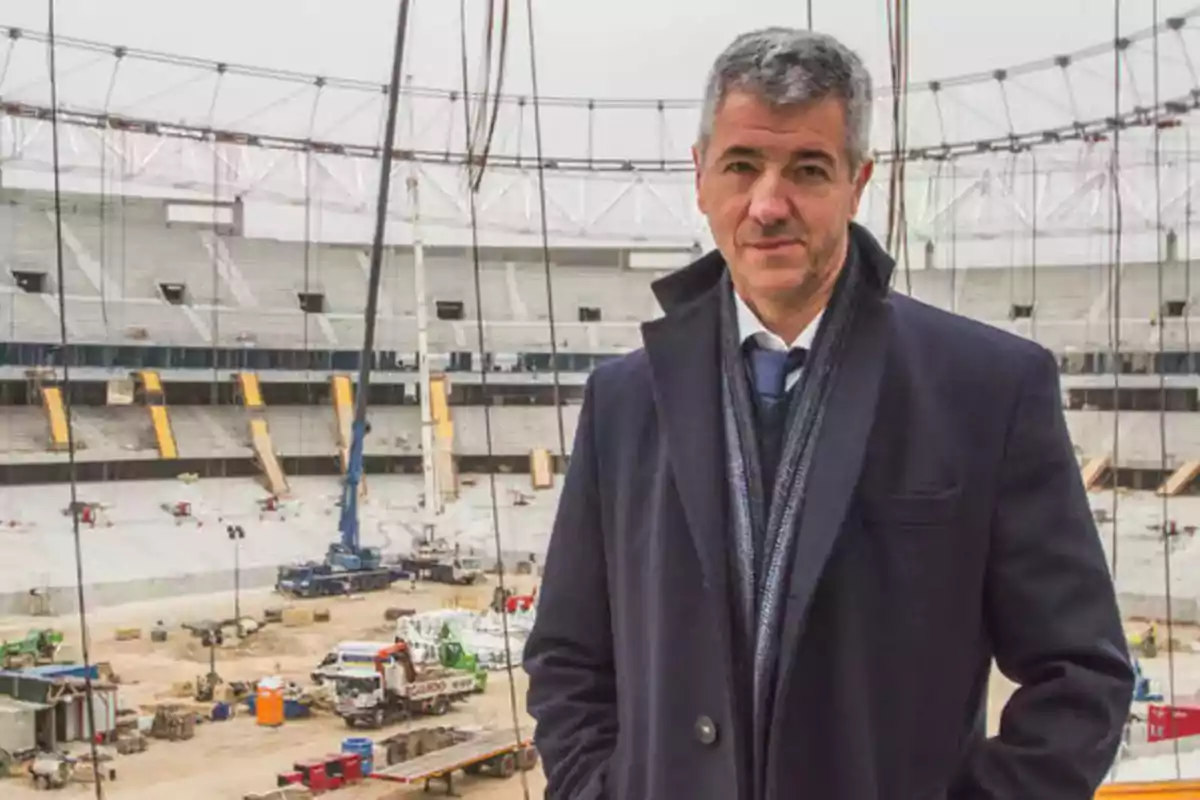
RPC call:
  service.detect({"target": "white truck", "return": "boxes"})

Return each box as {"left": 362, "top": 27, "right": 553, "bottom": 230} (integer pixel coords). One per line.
{"left": 333, "top": 641, "right": 477, "bottom": 728}
{"left": 311, "top": 640, "right": 398, "bottom": 684}
{"left": 400, "top": 542, "right": 484, "bottom": 585}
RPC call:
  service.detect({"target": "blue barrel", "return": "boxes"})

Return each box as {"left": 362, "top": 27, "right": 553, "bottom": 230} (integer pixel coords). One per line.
{"left": 342, "top": 736, "right": 375, "bottom": 776}
{"left": 283, "top": 699, "right": 311, "bottom": 719}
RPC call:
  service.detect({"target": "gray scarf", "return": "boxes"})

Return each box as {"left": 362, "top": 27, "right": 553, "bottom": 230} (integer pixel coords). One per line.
{"left": 719, "top": 241, "right": 865, "bottom": 795}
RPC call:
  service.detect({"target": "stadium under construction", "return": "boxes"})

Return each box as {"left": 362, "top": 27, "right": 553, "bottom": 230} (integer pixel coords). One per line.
{"left": 2, "top": 0, "right": 1200, "bottom": 796}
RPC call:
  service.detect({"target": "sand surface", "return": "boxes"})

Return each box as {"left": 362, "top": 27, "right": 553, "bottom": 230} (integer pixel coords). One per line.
{"left": 4, "top": 578, "right": 1200, "bottom": 797}
{"left": 0, "top": 576, "right": 545, "bottom": 799}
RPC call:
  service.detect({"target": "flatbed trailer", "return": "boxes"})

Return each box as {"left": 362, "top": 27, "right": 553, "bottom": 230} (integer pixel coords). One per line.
{"left": 370, "top": 728, "right": 538, "bottom": 793}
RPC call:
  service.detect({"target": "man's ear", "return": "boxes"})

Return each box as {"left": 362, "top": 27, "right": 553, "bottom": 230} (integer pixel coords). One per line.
{"left": 692, "top": 143, "right": 706, "bottom": 214}
{"left": 850, "top": 159, "right": 874, "bottom": 217}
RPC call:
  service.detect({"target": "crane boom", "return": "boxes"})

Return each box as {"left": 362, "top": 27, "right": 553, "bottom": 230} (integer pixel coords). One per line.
{"left": 338, "top": 0, "right": 412, "bottom": 553}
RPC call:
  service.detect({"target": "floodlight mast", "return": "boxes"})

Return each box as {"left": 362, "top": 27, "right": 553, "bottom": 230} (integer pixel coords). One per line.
{"left": 410, "top": 155, "right": 441, "bottom": 541}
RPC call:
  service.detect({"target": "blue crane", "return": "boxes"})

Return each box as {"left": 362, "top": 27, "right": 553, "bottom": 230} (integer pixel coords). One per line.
{"left": 275, "top": 0, "right": 412, "bottom": 598}
{"left": 331, "top": 0, "right": 412, "bottom": 571}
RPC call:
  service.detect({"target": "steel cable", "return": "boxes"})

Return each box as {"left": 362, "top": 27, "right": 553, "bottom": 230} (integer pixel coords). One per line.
{"left": 457, "top": 2, "right": 531, "bottom": 797}
{"left": 46, "top": 1, "right": 104, "bottom": 795}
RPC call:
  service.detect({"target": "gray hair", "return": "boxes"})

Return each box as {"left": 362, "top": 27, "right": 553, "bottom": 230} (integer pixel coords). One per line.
{"left": 698, "top": 28, "right": 873, "bottom": 169}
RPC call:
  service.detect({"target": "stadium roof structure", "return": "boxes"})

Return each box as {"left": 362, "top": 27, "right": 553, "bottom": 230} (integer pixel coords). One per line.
{"left": 1, "top": 9, "right": 1200, "bottom": 248}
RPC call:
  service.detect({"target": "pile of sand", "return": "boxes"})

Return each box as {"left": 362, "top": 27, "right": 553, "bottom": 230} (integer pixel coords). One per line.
{"left": 172, "top": 628, "right": 313, "bottom": 662}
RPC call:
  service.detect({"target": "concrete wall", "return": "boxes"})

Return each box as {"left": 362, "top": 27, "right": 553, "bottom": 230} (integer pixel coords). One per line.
{"left": 0, "top": 700, "right": 38, "bottom": 754}
{"left": 0, "top": 566, "right": 279, "bottom": 617}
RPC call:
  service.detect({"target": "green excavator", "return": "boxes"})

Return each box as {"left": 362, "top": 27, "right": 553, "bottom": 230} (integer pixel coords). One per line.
{"left": 436, "top": 623, "right": 488, "bottom": 693}
{"left": 0, "top": 629, "right": 64, "bottom": 669}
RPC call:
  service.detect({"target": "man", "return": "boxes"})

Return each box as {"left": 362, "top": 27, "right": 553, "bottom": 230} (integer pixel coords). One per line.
{"left": 524, "top": 27, "right": 1133, "bottom": 800}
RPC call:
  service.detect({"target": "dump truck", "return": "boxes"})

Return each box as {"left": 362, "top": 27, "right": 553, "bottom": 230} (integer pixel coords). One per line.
{"left": 332, "top": 641, "right": 477, "bottom": 728}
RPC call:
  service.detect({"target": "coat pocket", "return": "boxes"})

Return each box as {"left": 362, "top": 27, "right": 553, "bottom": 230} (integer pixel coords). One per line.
{"left": 859, "top": 484, "right": 962, "bottom": 528}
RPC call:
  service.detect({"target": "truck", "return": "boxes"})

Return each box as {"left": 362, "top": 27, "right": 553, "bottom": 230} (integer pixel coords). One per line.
{"left": 332, "top": 641, "right": 477, "bottom": 728}
{"left": 311, "top": 640, "right": 397, "bottom": 685}
{"left": 400, "top": 541, "right": 484, "bottom": 586}
{"left": 276, "top": 553, "right": 408, "bottom": 598}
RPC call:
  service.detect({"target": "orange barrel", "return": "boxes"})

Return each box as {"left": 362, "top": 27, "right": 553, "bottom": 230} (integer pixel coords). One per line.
{"left": 256, "top": 677, "right": 284, "bottom": 727}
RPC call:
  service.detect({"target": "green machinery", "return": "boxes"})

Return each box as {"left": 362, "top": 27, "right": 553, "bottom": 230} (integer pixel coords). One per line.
{"left": 0, "top": 629, "right": 64, "bottom": 669}
{"left": 436, "top": 624, "right": 488, "bottom": 693}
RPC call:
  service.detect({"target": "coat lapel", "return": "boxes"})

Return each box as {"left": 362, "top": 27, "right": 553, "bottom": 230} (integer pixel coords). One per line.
{"left": 643, "top": 253, "right": 748, "bottom": 793}
{"left": 766, "top": 287, "right": 892, "bottom": 766}
{"left": 641, "top": 276, "right": 735, "bottom": 680}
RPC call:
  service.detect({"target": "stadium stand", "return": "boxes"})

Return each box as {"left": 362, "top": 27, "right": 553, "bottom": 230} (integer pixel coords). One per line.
{"left": 5, "top": 185, "right": 1200, "bottom": 626}
{"left": 3, "top": 186, "right": 1199, "bottom": 491}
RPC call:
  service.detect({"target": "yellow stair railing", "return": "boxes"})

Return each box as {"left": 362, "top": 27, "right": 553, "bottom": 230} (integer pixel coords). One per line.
{"left": 137, "top": 371, "right": 177, "bottom": 460}
{"left": 429, "top": 373, "right": 457, "bottom": 501}
{"left": 41, "top": 386, "right": 71, "bottom": 452}
{"left": 236, "top": 372, "right": 288, "bottom": 497}
{"left": 1158, "top": 459, "right": 1200, "bottom": 497}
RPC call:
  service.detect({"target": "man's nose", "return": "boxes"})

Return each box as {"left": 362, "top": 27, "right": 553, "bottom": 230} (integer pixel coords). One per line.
{"left": 748, "top": 173, "right": 791, "bottom": 228}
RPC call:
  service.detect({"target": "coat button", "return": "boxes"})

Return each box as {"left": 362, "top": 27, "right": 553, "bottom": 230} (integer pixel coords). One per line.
{"left": 694, "top": 715, "right": 718, "bottom": 746}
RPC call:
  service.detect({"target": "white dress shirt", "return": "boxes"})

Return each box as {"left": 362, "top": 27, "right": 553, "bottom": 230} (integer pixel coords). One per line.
{"left": 733, "top": 290, "right": 824, "bottom": 392}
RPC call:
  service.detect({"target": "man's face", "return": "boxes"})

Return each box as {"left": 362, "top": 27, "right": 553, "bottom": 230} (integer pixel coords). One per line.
{"left": 693, "top": 90, "right": 873, "bottom": 308}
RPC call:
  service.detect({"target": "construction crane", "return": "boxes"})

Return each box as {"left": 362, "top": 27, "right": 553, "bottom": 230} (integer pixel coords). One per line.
{"left": 275, "top": 0, "right": 413, "bottom": 599}
{"left": 335, "top": 0, "right": 410, "bottom": 571}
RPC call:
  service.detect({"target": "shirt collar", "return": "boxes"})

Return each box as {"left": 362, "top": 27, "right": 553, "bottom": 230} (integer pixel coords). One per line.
{"left": 732, "top": 289, "right": 824, "bottom": 353}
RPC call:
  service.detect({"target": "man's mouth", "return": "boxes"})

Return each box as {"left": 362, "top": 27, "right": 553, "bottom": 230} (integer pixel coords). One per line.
{"left": 747, "top": 239, "right": 802, "bottom": 251}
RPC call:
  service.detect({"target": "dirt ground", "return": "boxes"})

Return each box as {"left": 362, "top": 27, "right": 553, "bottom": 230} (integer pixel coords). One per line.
{"left": 0, "top": 576, "right": 546, "bottom": 800}
{"left": 2, "top": 581, "right": 1198, "bottom": 798}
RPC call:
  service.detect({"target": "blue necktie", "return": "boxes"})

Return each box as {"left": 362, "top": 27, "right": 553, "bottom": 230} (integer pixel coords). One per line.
{"left": 748, "top": 344, "right": 807, "bottom": 404}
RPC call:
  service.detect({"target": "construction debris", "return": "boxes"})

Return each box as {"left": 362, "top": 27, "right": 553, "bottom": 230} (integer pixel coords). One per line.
{"left": 29, "top": 756, "right": 72, "bottom": 790}
{"left": 282, "top": 608, "right": 314, "bottom": 628}
{"left": 244, "top": 788, "right": 313, "bottom": 800}
{"left": 378, "top": 725, "right": 463, "bottom": 766}
{"left": 384, "top": 607, "right": 415, "bottom": 622}
{"left": 150, "top": 706, "right": 196, "bottom": 741}
{"left": 115, "top": 731, "right": 148, "bottom": 756}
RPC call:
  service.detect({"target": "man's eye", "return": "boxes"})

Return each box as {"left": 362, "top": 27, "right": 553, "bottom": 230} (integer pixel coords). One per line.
{"left": 724, "top": 161, "right": 756, "bottom": 174}
{"left": 796, "top": 165, "right": 829, "bottom": 180}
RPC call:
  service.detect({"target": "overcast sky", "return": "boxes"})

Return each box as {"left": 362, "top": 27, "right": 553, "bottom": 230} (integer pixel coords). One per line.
{"left": 2, "top": 0, "right": 1196, "bottom": 260}
{"left": 3, "top": 0, "right": 1193, "bottom": 97}
{"left": 4, "top": 0, "right": 1198, "bottom": 157}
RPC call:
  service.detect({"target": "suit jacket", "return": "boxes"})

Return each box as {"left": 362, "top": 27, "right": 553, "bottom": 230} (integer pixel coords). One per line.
{"left": 524, "top": 224, "right": 1134, "bottom": 800}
